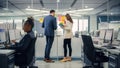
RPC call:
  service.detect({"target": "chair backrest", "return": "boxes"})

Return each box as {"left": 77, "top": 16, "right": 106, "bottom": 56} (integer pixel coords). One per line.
{"left": 81, "top": 35, "right": 95, "bottom": 61}
{"left": 26, "top": 37, "right": 37, "bottom": 64}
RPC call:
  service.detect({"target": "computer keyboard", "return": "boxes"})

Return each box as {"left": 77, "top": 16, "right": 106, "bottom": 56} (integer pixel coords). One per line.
{"left": 102, "top": 46, "right": 116, "bottom": 49}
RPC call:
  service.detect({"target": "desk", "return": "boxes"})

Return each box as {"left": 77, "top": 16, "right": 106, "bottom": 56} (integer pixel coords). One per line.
{"left": 94, "top": 45, "right": 120, "bottom": 68}
{"left": 0, "top": 49, "right": 15, "bottom": 68}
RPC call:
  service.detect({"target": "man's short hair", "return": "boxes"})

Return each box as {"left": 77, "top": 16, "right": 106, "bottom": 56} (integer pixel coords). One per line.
{"left": 50, "top": 10, "right": 55, "bottom": 13}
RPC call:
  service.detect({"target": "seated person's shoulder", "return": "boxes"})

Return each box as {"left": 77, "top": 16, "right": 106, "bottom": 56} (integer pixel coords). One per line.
{"left": 28, "top": 31, "right": 35, "bottom": 38}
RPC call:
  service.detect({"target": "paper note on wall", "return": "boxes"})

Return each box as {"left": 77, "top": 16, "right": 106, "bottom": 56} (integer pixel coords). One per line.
{"left": 39, "top": 18, "right": 44, "bottom": 23}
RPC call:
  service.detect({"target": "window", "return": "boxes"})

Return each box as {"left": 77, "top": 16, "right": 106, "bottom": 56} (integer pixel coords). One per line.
{"left": 79, "top": 19, "right": 88, "bottom": 31}
{"left": 72, "top": 18, "right": 88, "bottom": 35}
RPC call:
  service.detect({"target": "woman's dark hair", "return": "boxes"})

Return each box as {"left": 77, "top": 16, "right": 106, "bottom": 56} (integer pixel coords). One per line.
{"left": 24, "top": 17, "right": 34, "bottom": 29}
{"left": 65, "top": 14, "right": 73, "bottom": 23}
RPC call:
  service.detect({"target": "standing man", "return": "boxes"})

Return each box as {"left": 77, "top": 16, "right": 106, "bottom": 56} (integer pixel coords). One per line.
{"left": 42, "top": 10, "right": 57, "bottom": 63}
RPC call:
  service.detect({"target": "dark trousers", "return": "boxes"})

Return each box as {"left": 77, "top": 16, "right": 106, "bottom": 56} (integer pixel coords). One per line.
{"left": 63, "top": 39, "right": 72, "bottom": 57}
{"left": 19, "top": 66, "right": 37, "bottom": 68}
{"left": 44, "top": 36, "right": 54, "bottom": 59}
{"left": 19, "top": 66, "right": 27, "bottom": 68}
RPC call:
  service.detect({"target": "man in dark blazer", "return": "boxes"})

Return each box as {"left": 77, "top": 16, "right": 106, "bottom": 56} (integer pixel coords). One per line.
{"left": 42, "top": 10, "right": 57, "bottom": 63}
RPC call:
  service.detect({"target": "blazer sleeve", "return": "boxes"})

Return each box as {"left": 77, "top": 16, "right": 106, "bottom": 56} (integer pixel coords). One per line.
{"left": 53, "top": 18, "right": 57, "bottom": 30}
{"left": 42, "top": 19, "right": 45, "bottom": 28}
{"left": 8, "top": 35, "right": 32, "bottom": 53}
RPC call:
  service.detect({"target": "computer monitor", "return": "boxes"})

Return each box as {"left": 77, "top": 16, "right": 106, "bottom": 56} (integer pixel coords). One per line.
{"left": 94, "top": 30, "right": 100, "bottom": 37}
{"left": 14, "top": 29, "right": 21, "bottom": 40}
{"left": 9, "top": 30, "right": 16, "bottom": 41}
{"left": 104, "top": 29, "right": 114, "bottom": 43}
{"left": 117, "top": 28, "right": 120, "bottom": 41}
{"left": 0, "top": 29, "right": 6, "bottom": 43}
{"left": 99, "top": 29, "right": 106, "bottom": 40}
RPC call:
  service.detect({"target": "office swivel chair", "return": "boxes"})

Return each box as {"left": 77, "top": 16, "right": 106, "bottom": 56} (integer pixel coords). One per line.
{"left": 81, "top": 35, "right": 109, "bottom": 68}
{"left": 15, "top": 37, "right": 38, "bottom": 68}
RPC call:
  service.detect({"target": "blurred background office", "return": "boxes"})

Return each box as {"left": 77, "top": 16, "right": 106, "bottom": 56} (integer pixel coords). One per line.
{"left": 0, "top": 0, "right": 120, "bottom": 68}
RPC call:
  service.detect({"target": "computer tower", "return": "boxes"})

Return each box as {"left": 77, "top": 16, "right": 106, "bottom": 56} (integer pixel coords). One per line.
{"left": 0, "top": 50, "right": 15, "bottom": 68}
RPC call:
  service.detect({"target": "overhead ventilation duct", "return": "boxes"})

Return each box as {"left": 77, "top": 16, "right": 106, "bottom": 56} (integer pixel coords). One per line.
{"left": 1, "top": 0, "right": 13, "bottom": 14}
{"left": 2, "top": 0, "right": 9, "bottom": 10}
{"left": 39, "top": 0, "right": 44, "bottom": 7}
{"left": 25, "top": 0, "right": 40, "bottom": 12}
{"left": 70, "top": 0, "right": 77, "bottom": 7}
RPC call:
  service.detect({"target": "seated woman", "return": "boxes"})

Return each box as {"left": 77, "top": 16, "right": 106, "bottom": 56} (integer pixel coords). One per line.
{"left": 5, "top": 18, "right": 37, "bottom": 68}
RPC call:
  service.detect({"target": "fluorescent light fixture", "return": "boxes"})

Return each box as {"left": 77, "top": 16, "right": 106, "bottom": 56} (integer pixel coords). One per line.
{"left": 0, "top": 13, "right": 5, "bottom": 15}
{"left": 34, "top": 15, "right": 42, "bottom": 17}
{"left": 25, "top": 8, "right": 48, "bottom": 13}
{"left": 26, "top": 12, "right": 38, "bottom": 15}
{"left": 34, "top": 14, "right": 48, "bottom": 17}
{"left": 65, "top": 8, "right": 94, "bottom": 13}
{"left": 40, "top": 10, "right": 49, "bottom": 13}
{"left": 71, "top": 14, "right": 82, "bottom": 17}
{"left": 77, "top": 8, "right": 94, "bottom": 11}
{"left": 0, "top": 13, "right": 12, "bottom": 16}
{"left": 25, "top": 8, "right": 40, "bottom": 11}
{"left": 66, "top": 10, "right": 76, "bottom": 13}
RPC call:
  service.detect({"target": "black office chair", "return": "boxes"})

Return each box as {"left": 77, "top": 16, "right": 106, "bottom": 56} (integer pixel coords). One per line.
{"left": 81, "top": 35, "right": 109, "bottom": 68}
{"left": 15, "top": 37, "right": 38, "bottom": 68}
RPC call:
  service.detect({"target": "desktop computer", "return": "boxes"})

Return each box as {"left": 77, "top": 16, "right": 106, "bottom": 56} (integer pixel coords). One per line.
{"left": 0, "top": 29, "right": 6, "bottom": 48}
{"left": 0, "top": 50, "right": 15, "bottom": 68}
{"left": 0, "top": 29, "right": 6, "bottom": 43}
{"left": 9, "top": 29, "right": 22, "bottom": 40}
{"left": 99, "top": 29, "right": 106, "bottom": 40}
{"left": 117, "top": 28, "right": 120, "bottom": 41}
{"left": 104, "top": 29, "right": 114, "bottom": 43}
{"left": 14, "top": 29, "right": 21, "bottom": 40}
{"left": 9, "top": 30, "right": 16, "bottom": 41}
{"left": 112, "top": 28, "right": 120, "bottom": 46}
